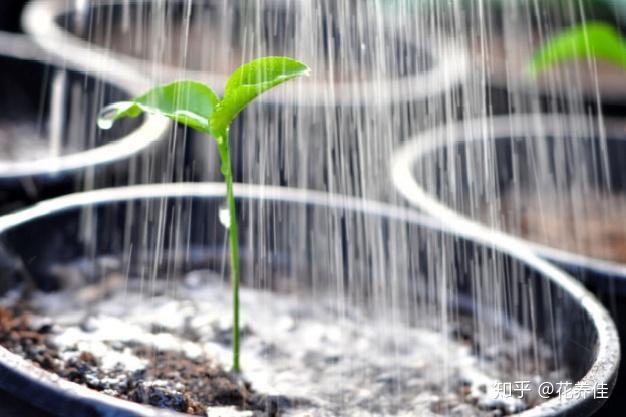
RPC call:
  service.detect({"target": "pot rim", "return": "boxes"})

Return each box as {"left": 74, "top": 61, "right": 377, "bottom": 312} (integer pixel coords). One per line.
{"left": 0, "top": 32, "right": 170, "bottom": 180}
{"left": 391, "top": 113, "right": 626, "bottom": 278}
{"left": 22, "top": 0, "right": 469, "bottom": 107}
{"left": 0, "top": 182, "right": 619, "bottom": 417}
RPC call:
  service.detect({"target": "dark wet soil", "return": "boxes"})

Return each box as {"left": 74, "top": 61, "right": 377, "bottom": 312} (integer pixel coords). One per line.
{"left": 0, "top": 305, "right": 292, "bottom": 416}
{"left": 0, "top": 270, "right": 564, "bottom": 417}
{"left": 492, "top": 191, "right": 626, "bottom": 264}
{"left": 0, "top": 302, "right": 557, "bottom": 417}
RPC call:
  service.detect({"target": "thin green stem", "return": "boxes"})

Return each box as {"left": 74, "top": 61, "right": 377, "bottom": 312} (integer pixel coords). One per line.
{"left": 217, "top": 131, "right": 241, "bottom": 373}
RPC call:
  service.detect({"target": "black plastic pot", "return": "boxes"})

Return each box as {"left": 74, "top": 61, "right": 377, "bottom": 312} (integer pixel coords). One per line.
{"left": 0, "top": 32, "right": 170, "bottom": 214}
{"left": 0, "top": 183, "right": 620, "bottom": 416}
{"left": 392, "top": 113, "right": 626, "bottom": 415}
{"left": 393, "top": 113, "right": 626, "bottom": 286}
{"left": 23, "top": 0, "right": 468, "bottom": 197}
{"left": 0, "top": 0, "right": 28, "bottom": 32}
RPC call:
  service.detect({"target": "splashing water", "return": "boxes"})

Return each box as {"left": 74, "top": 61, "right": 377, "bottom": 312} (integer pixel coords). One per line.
{"left": 10, "top": 0, "right": 625, "bottom": 415}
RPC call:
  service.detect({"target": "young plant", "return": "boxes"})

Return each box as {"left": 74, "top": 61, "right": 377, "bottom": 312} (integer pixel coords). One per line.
{"left": 528, "top": 21, "right": 626, "bottom": 76}
{"left": 97, "top": 57, "right": 310, "bottom": 372}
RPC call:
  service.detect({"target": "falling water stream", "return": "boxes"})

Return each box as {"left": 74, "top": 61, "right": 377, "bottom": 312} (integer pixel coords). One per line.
{"left": 0, "top": 0, "right": 624, "bottom": 415}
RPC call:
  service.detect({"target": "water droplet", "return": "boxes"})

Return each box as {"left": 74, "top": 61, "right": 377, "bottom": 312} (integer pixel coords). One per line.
{"left": 97, "top": 118, "right": 113, "bottom": 130}
{"left": 97, "top": 102, "right": 134, "bottom": 130}
{"left": 219, "top": 203, "right": 231, "bottom": 229}
{"left": 97, "top": 105, "right": 119, "bottom": 130}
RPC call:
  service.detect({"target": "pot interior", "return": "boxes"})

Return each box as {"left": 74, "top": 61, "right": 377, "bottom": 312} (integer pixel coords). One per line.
{"left": 412, "top": 116, "right": 626, "bottom": 264}
{"left": 57, "top": 0, "right": 429, "bottom": 84}
{"left": 0, "top": 54, "right": 141, "bottom": 163}
{"left": 0, "top": 193, "right": 604, "bottom": 415}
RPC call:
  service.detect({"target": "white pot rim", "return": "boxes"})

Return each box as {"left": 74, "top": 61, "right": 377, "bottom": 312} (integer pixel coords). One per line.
{"left": 0, "top": 182, "right": 619, "bottom": 417}
{"left": 0, "top": 32, "right": 170, "bottom": 180}
{"left": 23, "top": 0, "right": 469, "bottom": 107}
{"left": 391, "top": 113, "right": 626, "bottom": 278}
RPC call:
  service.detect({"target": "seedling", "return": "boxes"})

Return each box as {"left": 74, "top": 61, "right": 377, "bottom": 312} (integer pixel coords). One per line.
{"left": 528, "top": 21, "right": 626, "bottom": 76}
{"left": 98, "top": 57, "right": 310, "bottom": 372}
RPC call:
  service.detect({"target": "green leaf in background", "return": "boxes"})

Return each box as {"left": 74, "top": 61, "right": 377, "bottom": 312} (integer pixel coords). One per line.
{"left": 98, "top": 80, "right": 220, "bottom": 135}
{"left": 211, "top": 57, "right": 310, "bottom": 136}
{"left": 528, "top": 22, "right": 626, "bottom": 77}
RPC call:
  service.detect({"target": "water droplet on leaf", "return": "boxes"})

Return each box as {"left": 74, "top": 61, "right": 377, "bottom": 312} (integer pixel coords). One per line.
{"left": 97, "top": 105, "right": 119, "bottom": 130}
{"left": 97, "top": 102, "right": 136, "bottom": 130}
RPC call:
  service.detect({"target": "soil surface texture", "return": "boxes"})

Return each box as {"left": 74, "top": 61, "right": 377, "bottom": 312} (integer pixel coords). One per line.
{"left": 492, "top": 191, "right": 626, "bottom": 264}
{"left": 0, "top": 269, "right": 563, "bottom": 417}
{"left": 0, "top": 304, "right": 294, "bottom": 417}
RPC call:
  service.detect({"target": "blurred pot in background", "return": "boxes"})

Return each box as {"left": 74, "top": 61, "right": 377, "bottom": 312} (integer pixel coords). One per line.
{"left": 0, "top": 32, "right": 170, "bottom": 214}
{"left": 473, "top": 0, "right": 626, "bottom": 116}
{"left": 392, "top": 113, "right": 626, "bottom": 416}
{"left": 0, "top": 0, "right": 28, "bottom": 32}
{"left": 0, "top": 183, "right": 619, "bottom": 417}
{"left": 24, "top": 0, "right": 469, "bottom": 198}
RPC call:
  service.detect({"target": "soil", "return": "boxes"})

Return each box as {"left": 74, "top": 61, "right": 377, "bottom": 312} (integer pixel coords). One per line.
{"left": 0, "top": 303, "right": 291, "bottom": 417}
{"left": 0, "top": 268, "right": 563, "bottom": 416}
{"left": 490, "top": 190, "right": 626, "bottom": 264}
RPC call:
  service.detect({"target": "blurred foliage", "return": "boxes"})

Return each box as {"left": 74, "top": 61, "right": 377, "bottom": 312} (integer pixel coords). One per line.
{"left": 529, "top": 21, "right": 626, "bottom": 75}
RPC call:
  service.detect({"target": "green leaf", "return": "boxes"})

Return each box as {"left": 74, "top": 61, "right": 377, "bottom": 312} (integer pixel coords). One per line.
{"left": 528, "top": 22, "right": 626, "bottom": 77}
{"left": 97, "top": 58, "right": 309, "bottom": 140}
{"left": 211, "top": 57, "right": 310, "bottom": 136}
{"left": 98, "top": 81, "right": 220, "bottom": 135}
